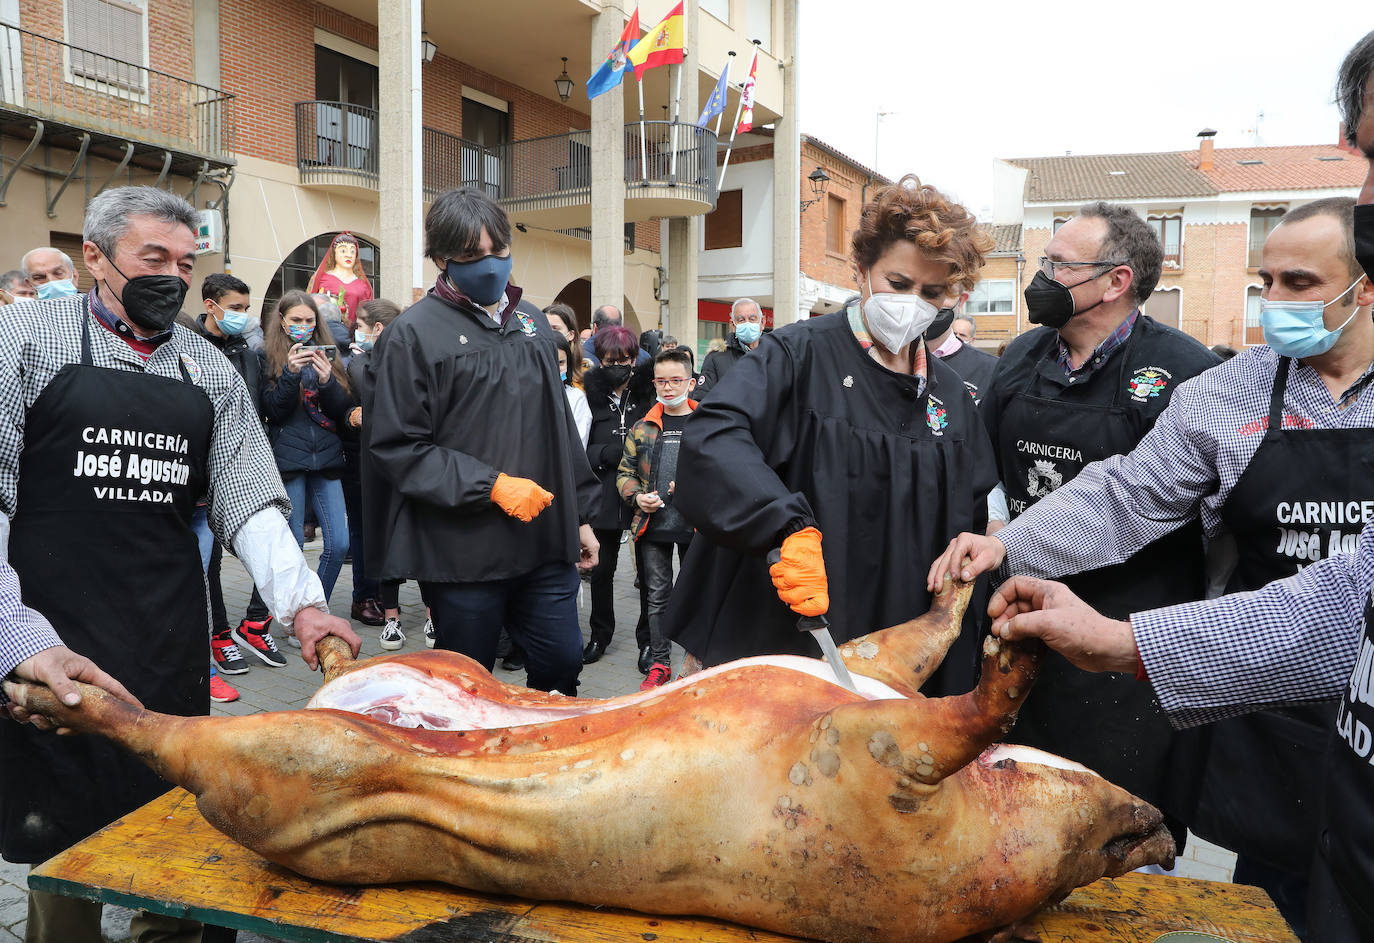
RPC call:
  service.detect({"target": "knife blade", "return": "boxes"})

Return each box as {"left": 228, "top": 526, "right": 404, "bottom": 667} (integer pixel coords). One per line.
{"left": 768, "top": 548, "right": 860, "bottom": 694}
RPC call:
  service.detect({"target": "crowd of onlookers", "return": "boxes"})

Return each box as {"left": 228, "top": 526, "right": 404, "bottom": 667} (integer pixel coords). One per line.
{"left": 0, "top": 238, "right": 762, "bottom": 703}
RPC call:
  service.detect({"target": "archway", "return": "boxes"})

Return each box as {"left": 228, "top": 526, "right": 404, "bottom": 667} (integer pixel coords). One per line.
{"left": 262, "top": 231, "right": 381, "bottom": 318}
{"left": 550, "top": 276, "right": 641, "bottom": 335}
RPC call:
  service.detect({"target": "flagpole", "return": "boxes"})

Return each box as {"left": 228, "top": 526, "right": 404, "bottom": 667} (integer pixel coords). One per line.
{"left": 713, "top": 51, "right": 734, "bottom": 138}
{"left": 717, "top": 72, "right": 748, "bottom": 192}
{"left": 636, "top": 76, "right": 649, "bottom": 185}
{"left": 669, "top": 61, "right": 683, "bottom": 185}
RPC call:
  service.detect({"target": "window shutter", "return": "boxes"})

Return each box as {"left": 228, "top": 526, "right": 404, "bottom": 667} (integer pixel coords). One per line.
{"left": 67, "top": 0, "right": 146, "bottom": 91}
{"left": 704, "top": 189, "right": 743, "bottom": 250}
{"left": 825, "top": 195, "right": 845, "bottom": 254}
{"left": 48, "top": 232, "right": 94, "bottom": 294}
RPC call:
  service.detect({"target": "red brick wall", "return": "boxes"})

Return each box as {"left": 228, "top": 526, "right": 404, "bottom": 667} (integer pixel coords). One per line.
{"left": 799, "top": 143, "right": 882, "bottom": 289}
{"left": 219, "top": 0, "right": 315, "bottom": 164}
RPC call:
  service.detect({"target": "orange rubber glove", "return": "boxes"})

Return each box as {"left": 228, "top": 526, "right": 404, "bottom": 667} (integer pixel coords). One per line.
{"left": 491, "top": 473, "right": 554, "bottom": 523}
{"left": 769, "top": 526, "right": 829, "bottom": 617}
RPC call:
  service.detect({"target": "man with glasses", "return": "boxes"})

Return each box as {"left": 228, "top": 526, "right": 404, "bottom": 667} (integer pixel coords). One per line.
{"left": 930, "top": 196, "right": 1372, "bottom": 934}
{"left": 931, "top": 201, "right": 1218, "bottom": 853}
{"left": 700, "top": 297, "right": 764, "bottom": 392}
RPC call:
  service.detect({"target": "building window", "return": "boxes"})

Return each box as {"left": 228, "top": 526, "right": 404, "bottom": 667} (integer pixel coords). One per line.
{"left": 1249, "top": 207, "right": 1286, "bottom": 268}
{"left": 312, "top": 45, "right": 379, "bottom": 173}
{"left": 967, "top": 279, "right": 1014, "bottom": 314}
{"left": 461, "top": 95, "right": 510, "bottom": 197}
{"left": 826, "top": 194, "right": 845, "bottom": 255}
{"left": 1244, "top": 284, "right": 1264, "bottom": 346}
{"left": 263, "top": 232, "right": 382, "bottom": 319}
{"left": 704, "top": 189, "right": 743, "bottom": 250}
{"left": 700, "top": 0, "right": 730, "bottom": 21}
{"left": 1143, "top": 287, "right": 1181, "bottom": 329}
{"left": 65, "top": 0, "right": 148, "bottom": 93}
{"left": 1148, "top": 215, "right": 1182, "bottom": 270}
{"left": 1052, "top": 216, "right": 1071, "bottom": 234}
{"left": 747, "top": 0, "right": 772, "bottom": 51}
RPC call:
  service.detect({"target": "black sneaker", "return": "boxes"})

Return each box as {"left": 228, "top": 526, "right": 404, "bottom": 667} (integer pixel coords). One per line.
{"left": 232, "top": 619, "right": 287, "bottom": 668}
{"left": 379, "top": 618, "right": 405, "bottom": 651}
{"left": 211, "top": 627, "right": 250, "bottom": 675}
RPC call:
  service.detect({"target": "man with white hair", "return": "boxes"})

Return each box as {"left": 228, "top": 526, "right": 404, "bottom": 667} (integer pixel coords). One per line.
{"left": 700, "top": 297, "right": 763, "bottom": 391}
{"left": 21, "top": 247, "right": 78, "bottom": 300}
{"left": 0, "top": 186, "right": 360, "bottom": 942}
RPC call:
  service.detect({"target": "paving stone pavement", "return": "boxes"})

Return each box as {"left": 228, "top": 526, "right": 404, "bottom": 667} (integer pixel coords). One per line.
{"left": 0, "top": 540, "right": 1236, "bottom": 941}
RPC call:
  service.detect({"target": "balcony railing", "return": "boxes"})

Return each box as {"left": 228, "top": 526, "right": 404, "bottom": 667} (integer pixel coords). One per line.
{"left": 0, "top": 24, "right": 234, "bottom": 160}
{"left": 297, "top": 106, "right": 716, "bottom": 225}
{"left": 296, "top": 100, "right": 378, "bottom": 188}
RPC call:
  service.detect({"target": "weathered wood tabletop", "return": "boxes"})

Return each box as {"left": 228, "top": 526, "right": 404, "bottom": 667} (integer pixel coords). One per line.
{"left": 30, "top": 788, "right": 1299, "bottom": 943}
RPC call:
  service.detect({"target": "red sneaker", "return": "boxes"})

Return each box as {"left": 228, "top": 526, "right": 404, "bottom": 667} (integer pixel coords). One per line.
{"left": 232, "top": 618, "right": 287, "bottom": 668}
{"left": 639, "top": 662, "right": 671, "bottom": 691}
{"left": 209, "top": 672, "right": 239, "bottom": 703}
{"left": 211, "top": 627, "right": 250, "bottom": 675}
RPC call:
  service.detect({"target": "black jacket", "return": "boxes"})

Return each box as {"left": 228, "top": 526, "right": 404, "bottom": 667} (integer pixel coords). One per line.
{"left": 583, "top": 360, "right": 656, "bottom": 530}
{"left": 361, "top": 290, "right": 599, "bottom": 582}
{"left": 937, "top": 342, "right": 999, "bottom": 405}
{"left": 698, "top": 332, "right": 752, "bottom": 394}
{"left": 261, "top": 363, "right": 353, "bottom": 475}
{"left": 190, "top": 313, "right": 263, "bottom": 415}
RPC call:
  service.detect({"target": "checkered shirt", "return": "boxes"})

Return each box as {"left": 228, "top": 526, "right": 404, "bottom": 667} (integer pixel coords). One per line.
{"left": 1054, "top": 309, "right": 1138, "bottom": 378}
{"left": 999, "top": 344, "right": 1374, "bottom": 578}
{"left": 1133, "top": 522, "right": 1370, "bottom": 728}
{"left": 0, "top": 294, "right": 288, "bottom": 678}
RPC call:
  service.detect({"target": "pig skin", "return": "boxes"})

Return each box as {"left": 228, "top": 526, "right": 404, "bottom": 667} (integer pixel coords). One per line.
{"left": 4, "top": 579, "right": 1175, "bottom": 943}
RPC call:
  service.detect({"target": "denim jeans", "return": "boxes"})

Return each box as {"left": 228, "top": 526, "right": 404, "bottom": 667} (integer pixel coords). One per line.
{"left": 639, "top": 539, "right": 689, "bottom": 667}
{"left": 284, "top": 472, "right": 350, "bottom": 606}
{"left": 190, "top": 505, "right": 213, "bottom": 573}
{"left": 422, "top": 560, "right": 582, "bottom": 695}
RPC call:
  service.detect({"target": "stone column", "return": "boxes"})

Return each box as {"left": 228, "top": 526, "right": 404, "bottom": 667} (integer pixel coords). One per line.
{"left": 771, "top": 0, "right": 801, "bottom": 325}
{"left": 667, "top": 0, "right": 701, "bottom": 347}
{"left": 591, "top": 1, "right": 627, "bottom": 325}
{"left": 378, "top": 0, "right": 423, "bottom": 303}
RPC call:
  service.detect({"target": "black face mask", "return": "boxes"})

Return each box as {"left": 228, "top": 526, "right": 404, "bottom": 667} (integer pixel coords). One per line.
{"left": 1023, "top": 270, "right": 1107, "bottom": 329}
{"left": 105, "top": 257, "right": 189, "bottom": 333}
{"left": 602, "top": 364, "right": 632, "bottom": 387}
{"left": 924, "top": 307, "right": 957, "bottom": 340}
{"left": 1355, "top": 203, "right": 1374, "bottom": 282}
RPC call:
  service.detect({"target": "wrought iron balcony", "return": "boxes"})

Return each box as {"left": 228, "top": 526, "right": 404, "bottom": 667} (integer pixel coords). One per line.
{"left": 0, "top": 23, "right": 235, "bottom": 164}
{"left": 296, "top": 105, "right": 717, "bottom": 229}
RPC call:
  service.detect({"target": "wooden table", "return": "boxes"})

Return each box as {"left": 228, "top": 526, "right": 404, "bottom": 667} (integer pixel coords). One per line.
{"left": 29, "top": 789, "right": 1299, "bottom": 943}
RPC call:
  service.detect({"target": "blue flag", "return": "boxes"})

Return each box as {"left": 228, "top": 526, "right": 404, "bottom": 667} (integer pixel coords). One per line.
{"left": 697, "top": 59, "right": 731, "bottom": 128}
{"left": 586, "top": 7, "right": 640, "bottom": 100}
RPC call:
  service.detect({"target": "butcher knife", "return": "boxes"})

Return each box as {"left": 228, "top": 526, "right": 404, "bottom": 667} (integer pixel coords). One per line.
{"left": 767, "top": 549, "right": 860, "bottom": 694}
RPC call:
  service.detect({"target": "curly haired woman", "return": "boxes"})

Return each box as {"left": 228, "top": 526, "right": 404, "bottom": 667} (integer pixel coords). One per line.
{"left": 663, "top": 174, "right": 998, "bottom": 689}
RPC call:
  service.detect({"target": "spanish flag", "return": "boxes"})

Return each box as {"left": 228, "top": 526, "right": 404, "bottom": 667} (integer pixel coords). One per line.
{"left": 627, "top": 2, "right": 684, "bottom": 80}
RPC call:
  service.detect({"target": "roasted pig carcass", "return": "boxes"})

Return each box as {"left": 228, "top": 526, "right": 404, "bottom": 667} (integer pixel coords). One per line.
{"left": 4, "top": 580, "right": 1174, "bottom": 943}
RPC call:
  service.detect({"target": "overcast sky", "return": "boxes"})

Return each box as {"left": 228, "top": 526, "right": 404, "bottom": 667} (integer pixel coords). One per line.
{"left": 796, "top": 1, "right": 1360, "bottom": 218}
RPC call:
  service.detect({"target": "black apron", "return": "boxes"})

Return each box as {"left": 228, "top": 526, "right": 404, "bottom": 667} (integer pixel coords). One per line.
{"left": 0, "top": 304, "right": 212, "bottom": 863}
{"left": 1314, "top": 592, "right": 1374, "bottom": 941}
{"left": 996, "top": 328, "right": 1204, "bottom": 834}
{"left": 1185, "top": 357, "right": 1370, "bottom": 875}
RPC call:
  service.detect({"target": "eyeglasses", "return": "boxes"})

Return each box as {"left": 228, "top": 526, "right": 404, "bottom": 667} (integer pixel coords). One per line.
{"left": 652, "top": 377, "right": 690, "bottom": 389}
{"left": 1038, "top": 257, "right": 1127, "bottom": 279}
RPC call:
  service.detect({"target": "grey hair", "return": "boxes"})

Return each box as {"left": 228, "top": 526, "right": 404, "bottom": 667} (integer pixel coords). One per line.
{"left": 730, "top": 297, "right": 761, "bottom": 321}
{"left": 954, "top": 314, "right": 976, "bottom": 338}
{"left": 0, "top": 269, "right": 31, "bottom": 291}
{"left": 20, "top": 247, "right": 75, "bottom": 275}
{"left": 1338, "top": 31, "right": 1374, "bottom": 148}
{"left": 1076, "top": 201, "right": 1164, "bottom": 304}
{"left": 311, "top": 293, "right": 344, "bottom": 323}
{"left": 83, "top": 186, "right": 198, "bottom": 258}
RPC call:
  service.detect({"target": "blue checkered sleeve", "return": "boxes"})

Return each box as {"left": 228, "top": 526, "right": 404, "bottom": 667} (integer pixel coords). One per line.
{"left": 0, "top": 555, "right": 62, "bottom": 684}
{"left": 1132, "top": 523, "right": 1372, "bottom": 728}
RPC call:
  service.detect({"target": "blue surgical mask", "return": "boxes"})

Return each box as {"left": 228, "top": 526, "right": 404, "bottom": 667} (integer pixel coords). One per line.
{"left": 560, "top": 369, "right": 567, "bottom": 381}
{"left": 735, "top": 321, "right": 762, "bottom": 345}
{"left": 213, "top": 301, "right": 250, "bottom": 336}
{"left": 354, "top": 328, "right": 375, "bottom": 352}
{"left": 446, "top": 254, "right": 513, "bottom": 307}
{"left": 36, "top": 279, "right": 77, "bottom": 300}
{"left": 1260, "top": 277, "right": 1366, "bottom": 359}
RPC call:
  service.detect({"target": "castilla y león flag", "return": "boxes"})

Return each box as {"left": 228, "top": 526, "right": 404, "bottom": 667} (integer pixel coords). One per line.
{"left": 627, "top": 2, "right": 684, "bottom": 80}
{"left": 736, "top": 50, "right": 758, "bottom": 134}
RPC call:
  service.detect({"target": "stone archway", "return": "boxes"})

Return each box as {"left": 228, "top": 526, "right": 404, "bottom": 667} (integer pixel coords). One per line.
{"left": 550, "top": 276, "right": 641, "bottom": 335}
{"left": 262, "top": 231, "right": 381, "bottom": 319}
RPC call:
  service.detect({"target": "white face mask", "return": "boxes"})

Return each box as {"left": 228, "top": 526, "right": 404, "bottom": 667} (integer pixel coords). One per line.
{"left": 658, "top": 389, "right": 691, "bottom": 408}
{"left": 863, "top": 273, "right": 940, "bottom": 353}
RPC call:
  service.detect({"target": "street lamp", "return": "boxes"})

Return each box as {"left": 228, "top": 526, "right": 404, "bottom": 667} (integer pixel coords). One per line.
{"left": 800, "top": 165, "right": 830, "bottom": 212}
{"left": 420, "top": 34, "right": 437, "bottom": 64}
{"left": 554, "top": 57, "right": 574, "bottom": 102}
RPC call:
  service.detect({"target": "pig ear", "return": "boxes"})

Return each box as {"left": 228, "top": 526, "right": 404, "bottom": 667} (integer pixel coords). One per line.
{"left": 837, "top": 577, "right": 973, "bottom": 696}
{"left": 824, "top": 634, "right": 1042, "bottom": 801}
